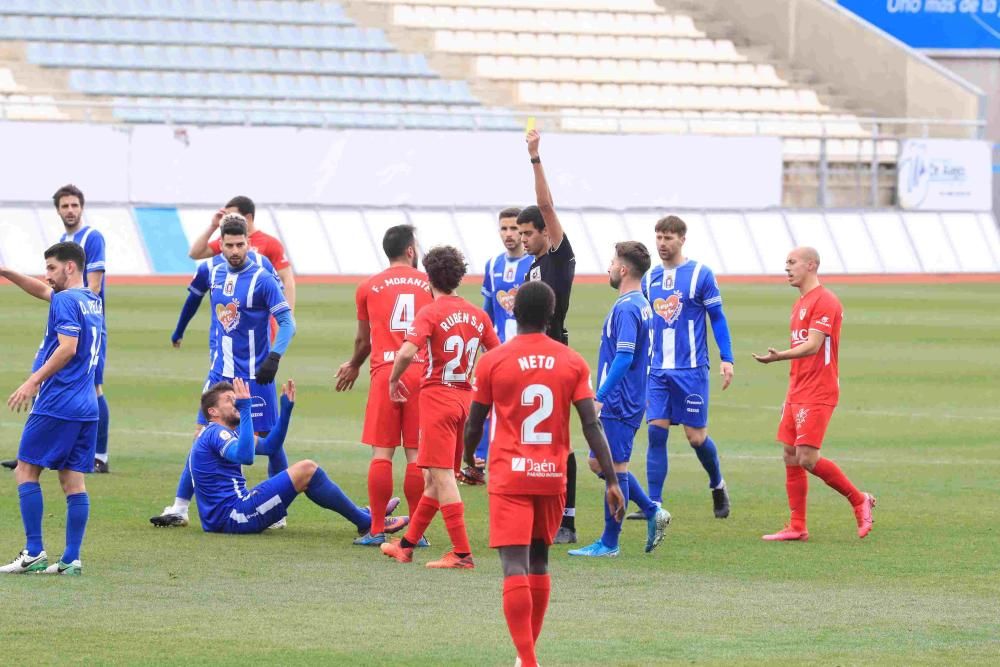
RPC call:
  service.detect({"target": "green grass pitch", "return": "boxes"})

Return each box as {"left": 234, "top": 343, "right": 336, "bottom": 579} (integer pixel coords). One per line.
{"left": 1, "top": 281, "right": 998, "bottom": 665}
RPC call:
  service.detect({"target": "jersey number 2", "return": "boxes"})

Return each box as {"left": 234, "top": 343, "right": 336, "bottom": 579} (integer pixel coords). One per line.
{"left": 390, "top": 294, "right": 415, "bottom": 332}
{"left": 521, "top": 384, "right": 553, "bottom": 444}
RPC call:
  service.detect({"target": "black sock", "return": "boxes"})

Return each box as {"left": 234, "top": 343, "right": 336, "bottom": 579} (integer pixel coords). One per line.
{"left": 562, "top": 452, "right": 577, "bottom": 530}
{"left": 401, "top": 538, "right": 415, "bottom": 549}
{"left": 455, "top": 552, "right": 470, "bottom": 559}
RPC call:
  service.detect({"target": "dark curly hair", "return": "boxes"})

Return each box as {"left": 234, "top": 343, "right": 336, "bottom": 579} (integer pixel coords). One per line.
{"left": 422, "top": 245, "right": 467, "bottom": 294}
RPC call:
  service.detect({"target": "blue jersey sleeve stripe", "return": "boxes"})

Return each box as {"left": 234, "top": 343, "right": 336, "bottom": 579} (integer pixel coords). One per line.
{"left": 188, "top": 286, "right": 205, "bottom": 296}
{"left": 269, "top": 302, "right": 290, "bottom": 314}
{"left": 704, "top": 296, "right": 722, "bottom": 306}
{"left": 55, "top": 324, "right": 81, "bottom": 336}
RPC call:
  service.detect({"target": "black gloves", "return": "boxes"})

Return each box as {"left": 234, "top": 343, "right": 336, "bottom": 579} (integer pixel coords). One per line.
{"left": 255, "top": 352, "right": 281, "bottom": 385}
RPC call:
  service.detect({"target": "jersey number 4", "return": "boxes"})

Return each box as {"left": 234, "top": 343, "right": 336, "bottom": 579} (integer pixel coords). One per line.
{"left": 521, "top": 384, "right": 553, "bottom": 444}
{"left": 390, "top": 294, "right": 415, "bottom": 332}
{"left": 88, "top": 327, "right": 102, "bottom": 373}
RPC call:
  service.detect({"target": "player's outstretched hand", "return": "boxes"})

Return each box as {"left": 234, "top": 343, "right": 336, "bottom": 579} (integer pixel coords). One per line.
{"left": 7, "top": 378, "right": 39, "bottom": 413}
{"left": 720, "top": 361, "right": 734, "bottom": 390}
{"left": 335, "top": 361, "right": 359, "bottom": 392}
{"left": 526, "top": 129, "right": 540, "bottom": 157}
{"left": 752, "top": 348, "right": 781, "bottom": 364}
{"left": 255, "top": 352, "right": 281, "bottom": 384}
{"left": 232, "top": 377, "right": 252, "bottom": 401}
{"left": 606, "top": 483, "right": 626, "bottom": 523}
{"left": 389, "top": 379, "right": 409, "bottom": 403}
{"left": 281, "top": 378, "right": 296, "bottom": 403}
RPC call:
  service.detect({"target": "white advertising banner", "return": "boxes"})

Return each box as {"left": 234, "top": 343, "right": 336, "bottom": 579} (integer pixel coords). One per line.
{"left": 0, "top": 124, "right": 783, "bottom": 209}
{"left": 897, "top": 139, "right": 992, "bottom": 211}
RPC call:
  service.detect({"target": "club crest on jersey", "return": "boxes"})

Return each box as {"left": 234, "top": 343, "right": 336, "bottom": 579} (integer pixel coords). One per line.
{"left": 653, "top": 291, "right": 683, "bottom": 325}
{"left": 215, "top": 300, "right": 240, "bottom": 333}
{"left": 497, "top": 288, "right": 518, "bottom": 314}
{"left": 504, "top": 265, "right": 516, "bottom": 282}
{"left": 799, "top": 308, "right": 807, "bottom": 320}
{"left": 529, "top": 266, "right": 541, "bottom": 282}
{"left": 664, "top": 273, "right": 675, "bottom": 290}
{"left": 795, "top": 408, "right": 809, "bottom": 427}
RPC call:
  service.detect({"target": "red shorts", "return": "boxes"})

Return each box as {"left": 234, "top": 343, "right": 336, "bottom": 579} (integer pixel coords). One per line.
{"left": 416, "top": 384, "right": 470, "bottom": 470}
{"left": 489, "top": 493, "right": 566, "bottom": 548}
{"left": 777, "top": 402, "right": 835, "bottom": 448}
{"left": 361, "top": 365, "right": 423, "bottom": 449}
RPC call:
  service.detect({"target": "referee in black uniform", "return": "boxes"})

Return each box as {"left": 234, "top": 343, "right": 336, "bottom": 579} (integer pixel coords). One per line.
{"left": 517, "top": 129, "right": 579, "bottom": 544}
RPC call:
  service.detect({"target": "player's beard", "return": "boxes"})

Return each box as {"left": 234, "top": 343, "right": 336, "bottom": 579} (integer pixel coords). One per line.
{"left": 609, "top": 272, "right": 622, "bottom": 289}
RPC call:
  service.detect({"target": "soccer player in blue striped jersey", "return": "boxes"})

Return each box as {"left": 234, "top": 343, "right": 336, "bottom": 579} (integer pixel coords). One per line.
{"left": 0, "top": 242, "right": 103, "bottom": 575}
{"left": 568, "top": 242, "right": 671, "bottom": 558}
{"left": 464, "top": 207, "right": 533, "bottom": 479}
{"left": 152, "top": 214, "right": 296, "bottom": 528}
{"left": 2, "top": 186, "right": 111, "bottom": 474}
{"left": 189, "top": 378, "right": 401, "bottom": 536}
{"left": 636, "top": 215, "right": 734, "bottom": 521}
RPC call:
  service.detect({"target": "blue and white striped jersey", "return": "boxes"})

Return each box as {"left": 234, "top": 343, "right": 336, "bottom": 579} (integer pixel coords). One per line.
{"left": 208, "top": 261, "right": 289, "bottom": 379}
{"left": 642, "top": 260, "right": 723, "bottom": 370}
{"left": 481, "top": 252, "right": 533, "bottom": 342}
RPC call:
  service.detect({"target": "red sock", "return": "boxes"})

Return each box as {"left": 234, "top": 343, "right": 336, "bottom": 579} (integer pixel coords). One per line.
{"left": 404, "top": 462, "right": 424, "bottom": 517}
{"left": 503, "top": 575, "right": 537, "bottom": 667}
{"left": 367, "top": 458, "right": 393, "bottom": 535}
{"left": 403, "top": 495, "right": 439, "bottom": 544}
{"left": 526, "top": 573, "right": 551, "bottom": 642}
{"left": 440, "top": 501, "right": 471, "bottom": 555}
{"left": 786, "top": 465, "right": 808, "bottom": 531}
{"left": 810, "top": 458, "right": 865, "bottom": 506}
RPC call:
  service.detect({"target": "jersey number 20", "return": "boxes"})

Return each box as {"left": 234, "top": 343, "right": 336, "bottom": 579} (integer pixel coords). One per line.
{"left": 442, "top": 335, "right": 480, "bottom": 382}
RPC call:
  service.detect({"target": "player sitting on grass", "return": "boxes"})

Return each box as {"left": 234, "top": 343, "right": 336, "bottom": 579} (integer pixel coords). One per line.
{"left": 188, "top": 378, "right": 406, "bottom": 535}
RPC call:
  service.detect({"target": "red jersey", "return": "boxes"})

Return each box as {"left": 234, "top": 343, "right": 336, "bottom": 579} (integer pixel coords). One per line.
{"left": 787, "top": 285, "right": 843, "bottom": 406}
{"left": 356, "top": 265, "right": 432, "bottom": 373}
{"left": 405, "top": 295, "right": 500, "bottom": 391}
{"left": 210, "top": 230, "right": 291, "bottom": 271}
{"left": 473, "top": 333, "right": 594, "bottom": 495}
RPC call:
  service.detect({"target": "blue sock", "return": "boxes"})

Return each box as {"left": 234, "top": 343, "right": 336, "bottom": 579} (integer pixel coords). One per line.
{"left": 646, "top": 425, "right": 669, "bottom": 503}
{"left": 694, "top": 437, "right": 723, "bottom": 489}
{"left": 96, "top": 394, "right": 109, "bottom": 458}
{"left": 600, "top": 473, "right": 630, "bottom": 549}
{"left": 305, "top": 467, "right": 370, "bottom": 530}
{"left": 627, "top": 472, "right": 658, "bottom": 518}
{"left": 63, "top": 492, "right": 89, "bottom": 563}
{"left": 267, "top": 448, "right": 288, "bottom": 479}
{"left": 175, "top": 461, "right": 194, "bottom": 500}
{"left": 473, "top": 416, "right": 491, "bottom": 461}
{"left": 18, "top": 482, "right": 44, "bottom": 557}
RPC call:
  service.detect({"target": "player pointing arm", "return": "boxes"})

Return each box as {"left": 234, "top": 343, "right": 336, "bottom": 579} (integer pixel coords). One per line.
{"left": 753, "top": 246, "right": 875, "bottom": 542}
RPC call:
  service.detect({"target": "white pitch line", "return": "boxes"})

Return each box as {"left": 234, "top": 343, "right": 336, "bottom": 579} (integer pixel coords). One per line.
{"left": 718, "top": 402, "right": 1000, "bottom": 423}
{"left": 1, "top": 423, "right": 993, "bottom": 467}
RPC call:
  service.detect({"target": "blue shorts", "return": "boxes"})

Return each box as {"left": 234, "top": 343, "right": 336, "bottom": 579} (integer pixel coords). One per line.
{"left": 197, "top": 371, "right": 278, "bottom": 432}
{"left": 18, "top": 413, "right": 98, "bottom": 473}
{"left": 647, "top": 367, "right": 710, "bottom": 428}
{"left": 94, "top": 334, "right": 106, "bottom": 386}
{"left": 222, "top": 471, "right": 299, "bottom": 534}
{"left": 589, "top": 416, "right": 638, "bottom": 464}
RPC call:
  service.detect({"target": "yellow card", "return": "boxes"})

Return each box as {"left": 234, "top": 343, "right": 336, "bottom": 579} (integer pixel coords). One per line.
{"left": 525, "top": 116, "right": 535, "bottom": 133}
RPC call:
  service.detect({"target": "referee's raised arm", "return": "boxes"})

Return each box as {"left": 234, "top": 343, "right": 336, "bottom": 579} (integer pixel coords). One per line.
{"left": 527, "top": 130, "right": 564, "bottom": 250}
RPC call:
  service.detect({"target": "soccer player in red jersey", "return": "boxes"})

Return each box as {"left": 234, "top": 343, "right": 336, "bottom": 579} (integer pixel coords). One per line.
{"left": 463, "top": 281, "right": 624, "bottom": 667}
{"left": 189, "top": 195, "right": 297, "bottom": 341}
{"left": 753, "top": 247, "right": 876, "bottom": 541}
{"left": 380, "top": 246, "right": 501, "bottom": 569}
{"left": 336, "top": 225, "right": 433, "bottom": 546}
